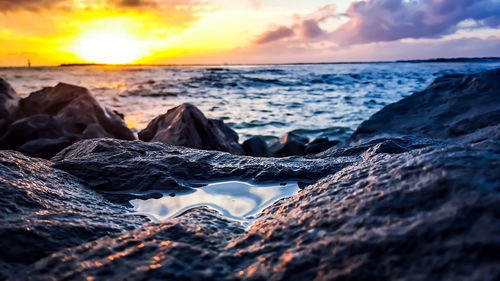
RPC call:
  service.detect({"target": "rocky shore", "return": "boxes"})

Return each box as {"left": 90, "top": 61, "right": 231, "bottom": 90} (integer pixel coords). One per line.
{"left": 0, "top": 68, "right": 499, "bottom": 280}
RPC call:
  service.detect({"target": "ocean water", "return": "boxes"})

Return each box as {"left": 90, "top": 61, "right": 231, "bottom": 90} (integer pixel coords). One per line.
{"left": 1, "top": 62, "right": 499, "bottom": 141}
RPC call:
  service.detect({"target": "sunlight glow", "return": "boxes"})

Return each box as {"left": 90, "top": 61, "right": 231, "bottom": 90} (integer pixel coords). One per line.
{"left": 72, "top": 26, "right": 146, "bottom": 64}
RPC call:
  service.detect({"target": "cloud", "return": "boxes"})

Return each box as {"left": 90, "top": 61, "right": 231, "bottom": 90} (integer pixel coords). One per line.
{"left": 230, "top": 35, "right": 500, "bottom": 64}
{"left": 0, "top": 0, "right": 67, "bottom": 12}
{"left": 332, "top": 0, "right": 500, "bottom": 45}
{"left": 254, "top": 26, "right": 295, "bottom": 44}
{"left": 254, "top": 4, "right": 336, "bottom": 44}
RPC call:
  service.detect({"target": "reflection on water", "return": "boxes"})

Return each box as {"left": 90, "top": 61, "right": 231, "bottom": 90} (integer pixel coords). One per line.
{"left": 131, "top": 181, "right": 300, "bottom": 222}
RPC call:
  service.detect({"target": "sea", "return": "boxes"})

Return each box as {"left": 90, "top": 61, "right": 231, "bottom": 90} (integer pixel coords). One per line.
{"left": 1, "top": 61, "right": 500, "bottom": 142}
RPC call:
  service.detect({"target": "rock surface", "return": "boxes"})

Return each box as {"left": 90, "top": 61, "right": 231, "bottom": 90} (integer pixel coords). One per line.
{"left": 0, "top": 150, "right": 148, "bottom": 280}
{"left": 26, "top": 143, "right": 500, "bottom": 280}
{"left": 349, "top": 68, "right": 500, "bottom": 144}
{"left": 0, "top": 78, "right": 20, "bottom": 133}
{"left": 138, "top": 103, "right": 244, "bottom": 155}
{"left": 51, "top": 138, "right": 359, "bottom": 192}
{"left": 0, "top": 82, "right": 135, "bottom": 159}
{"left": 242, "top": 136, "right": 269, "bottom": 157}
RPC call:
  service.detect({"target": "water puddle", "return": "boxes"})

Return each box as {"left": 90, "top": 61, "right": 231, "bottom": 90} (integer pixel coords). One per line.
{"left": 131, "top": 181, "right": 300, "bottom": 224}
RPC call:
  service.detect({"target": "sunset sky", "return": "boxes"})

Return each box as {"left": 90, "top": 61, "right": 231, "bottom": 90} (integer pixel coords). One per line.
{"left": 1, "top": 0, "right": 499, "bottom": 66}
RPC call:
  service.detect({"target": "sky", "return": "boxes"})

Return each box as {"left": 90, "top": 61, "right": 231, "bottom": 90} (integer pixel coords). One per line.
{"left": 0, "top": 0, "right": 499, "bottom": 66}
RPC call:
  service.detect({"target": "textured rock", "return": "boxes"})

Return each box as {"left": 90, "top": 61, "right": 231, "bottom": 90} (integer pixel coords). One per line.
{"left": 51, "top": 138, "right": 358, "bottom": 192}
{"left": 26, "top": 143, "right": 500, "bottom": 280}
{"left": 242, "top": 136, "right": 269, "bottom": 157}
{"left": 349, "top": 68, "right": 500, "bottom": 144}
{"left": 0, "top": 150, "right": 148, "bottom": 280}
{"left": 17, "top": 83, "right": 135, "bottom": 140}
{"left": 269, "top": 132, "right": 309, "bottom": 157}
{"left": 305, "top": 138, "right": 340, "bottom": 155}
{"left": 0, "top": 83, "right": 135, "bottom": 158}
{"left": 0, "top": 78, "right": 20, "bottom": 133}
{"left": 138, "top": 103, "right": 244, "bottom": 155}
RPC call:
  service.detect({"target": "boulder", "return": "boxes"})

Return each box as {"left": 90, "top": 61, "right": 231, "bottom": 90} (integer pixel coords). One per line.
{"left": 349, "top": 68, "right": 500, "bottom": 144}
{"left": 0, "top": 114, "right": 77, "bottom": 151}
{"left": 0, "top": 78, "right": 20, "bottom": 133}
{"left": 51, "top": 138, "right": 363, "bottom": 192}
{"left": 16, "top": 83, "right": 135, "bottom": 141}
{"left": 305, "top": 138, "right": 340, "bottom": 155}
{"left": 269, "top": 132, "right": 309, "bottom": 157}
{"left": 25, "top": 142, "right": 500, "bottom": 280}
{"left": 0, "top": 83, "right": 135, "bottom": 159}
{"left": 0, "top": 150, "right": 148, "bottom": 279}
{"left": 139, "top": 103, "right": 244, "bottom": 155}
{"left": 242, "top": 136, "right": 269, "bottom": 157}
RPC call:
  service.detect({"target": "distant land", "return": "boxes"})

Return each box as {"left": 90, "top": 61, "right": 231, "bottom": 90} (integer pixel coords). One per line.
{"left": 59, "top": 57, "right": 500, "bottom": 67}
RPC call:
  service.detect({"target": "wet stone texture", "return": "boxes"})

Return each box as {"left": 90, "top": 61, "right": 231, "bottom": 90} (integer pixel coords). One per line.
{"left": 0, "top": 151, "right": 149, "bottom": 280}
{"left": 51, "top": 138, "right": 359, "bottom": 193}
{"left": 349, "top": 68, "right": 500, "bottom": 145}
{"left": 25, "top": 143, "right": 500, "bottom": 280}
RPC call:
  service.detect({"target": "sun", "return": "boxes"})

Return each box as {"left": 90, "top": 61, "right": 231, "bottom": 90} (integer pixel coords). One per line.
{"left": 72, "top": 28, "right": 146, "bottom": 64}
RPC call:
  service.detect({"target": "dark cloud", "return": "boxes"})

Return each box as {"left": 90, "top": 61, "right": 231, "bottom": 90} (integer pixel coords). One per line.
{"left": 332, "top": 0, "right": 500, "bottom": 45}
{"left": 254, "top": 5, "right": 335, "bottom": 44}
{"left": 255, "top": 26, "right": 295, "bottom": 44}
{"left": 0, "top": 0, "right": 66, "bottom": 12}
{"left": 300, "top": 19, "right": 325, "bottom": 38}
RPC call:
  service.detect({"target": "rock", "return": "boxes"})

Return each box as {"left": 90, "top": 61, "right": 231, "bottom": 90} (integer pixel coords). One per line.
{"left": 0, "top": 150, "right": 148, "bottom": 279}
{"left": 17, "top": 83, "right": 135, "bottom": 141}
{"left": 305, "top": 138, "right": 340, "bottom": 155}
{"left": 0, "top": 114, "right": 77, "bottom": 150}
{"left": 25, "top": 143, "right": 500, "bottom": 280}
{"left": 0, "top": 78, "right": 20, "bottom": 133}
{"left": 139, "top": 103, "right": 244, "bottom": 155}
{"left": 242, "top": 136, "right": 268, "bottom": 157}
{"left": 18, "top": 136, "right": 77, "bottom": 159}
{"left": 0, "top": 83, "right": 135, "bottom": 158}
{"left": 269, "top": 132, "right": 309, "bottom": 157}
{"left": 349, "top": 68, "right": 500, "bottom": 144}
{"left": 51, "top": 138, "right": 359, "bottom": 192}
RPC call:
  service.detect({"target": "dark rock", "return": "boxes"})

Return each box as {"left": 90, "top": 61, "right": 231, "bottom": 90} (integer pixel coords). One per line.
{"left": 308, "top": 137, "right": 329, "bottom": 145}
{"left": 51, "top": 138, "right": 358, "bottom": 192}
{"left": 0, "top": 114, "right": 77, "bottom": 150}
{"left": 349, "top": 68, "right": 500, "bottom": 144}
{"left": 26, "top": 143, "right": 500, "bottom": 280}
{"left": 0, "top": 150, "right": 148, "bottom": 279}
{"left": 305, "top": 140, "right": 339, "bottom": 155}
{"left": 18, "top": 136, "right": 77, "bottom": 159}
{"left": 269, "top": 132, "right": 309, "bottom": 157}
{"left": 17, "top": 83, "right": 135, "bottom": 141}
{"left": 138, "top": 103, "right": 244, "bottom": 155}
{"left": 0, "top": 78, "right": 20, "bottom": 133}
{"left": 242, "top": 136, "right": 269, "bottom": 157}
{"left": 0, "top": 83, "right": 135, "bottom": 158}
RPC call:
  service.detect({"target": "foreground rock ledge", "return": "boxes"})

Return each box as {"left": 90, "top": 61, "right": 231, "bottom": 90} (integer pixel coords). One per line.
{"left": 26, "top": 143, "right": 500, "bottom": 280}
{"left": 0, "top": 151, "right": 148, "bottom": 280}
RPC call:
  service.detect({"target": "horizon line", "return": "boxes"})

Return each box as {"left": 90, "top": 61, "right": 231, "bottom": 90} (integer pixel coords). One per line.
{"left": 0, "top": 56, "right": 499, "bottom": 68}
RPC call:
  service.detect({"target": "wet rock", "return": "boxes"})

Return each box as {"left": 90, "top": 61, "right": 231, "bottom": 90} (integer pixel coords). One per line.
{"left": 0, "top": 150, "right": 148, "bottom": 279}
{"left": 305, "top": 138, "right": 339, "bottom": 155}
{"left": 138, "top": 103, "right": 244, "bottom": 155}
{"left": 349, "top": 68, "right": 500, "bottom": 144}
{"left": 0, "top": 114, "right": 77, "bottom": 151}
{"left": 0, "top": 78, "right": 20, "bottom": 133}
{"left": 242, "top": 136, "right": 268, "bottom": 157}
{"left": 17, "top": 83, "right": 135, "bottom": 140}
{"left": 269, "top": 132, "right": 309, "bottom": 157}
{"left": 51, "top": 138, "right": 357, "bottom": 192}
{"left": 26, "top": 143, "right": 500, "bottom": 280}
{"left": 0, "top": 83, "right": 135, "bottom": 158}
